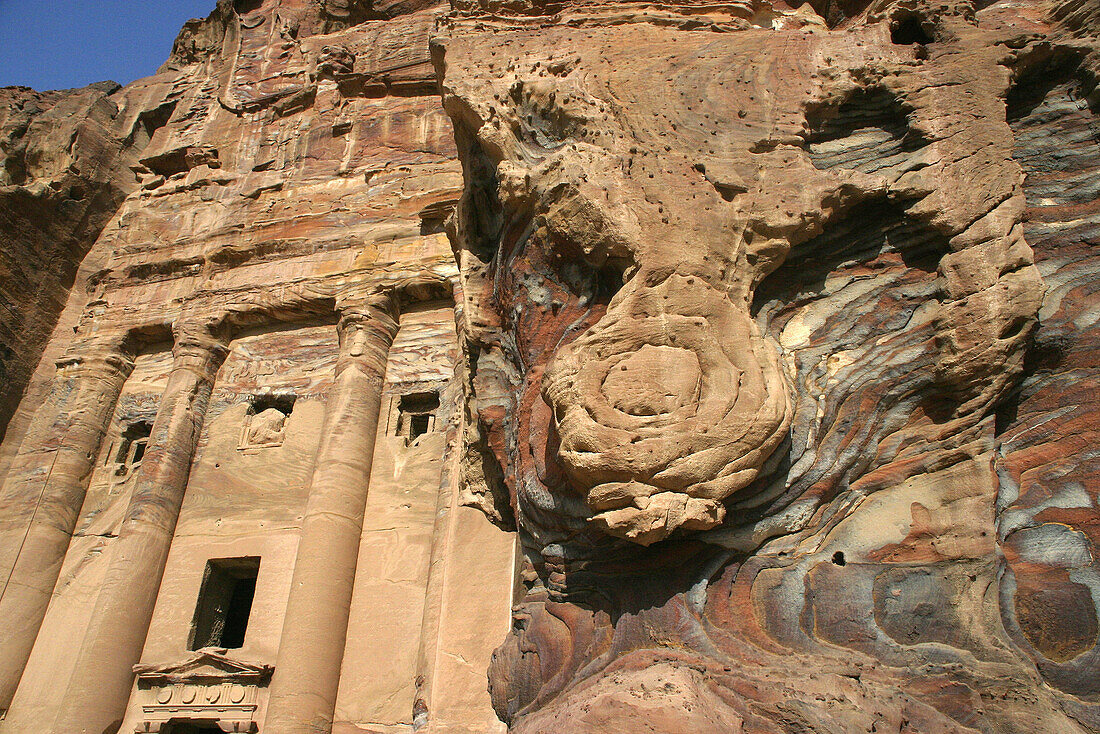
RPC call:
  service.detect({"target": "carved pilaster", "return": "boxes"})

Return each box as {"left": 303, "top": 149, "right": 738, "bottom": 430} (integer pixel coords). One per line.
{"left": 49, "top": 322, "right": 229, "bottom": 734}
{"left": 0, "top": 331, "right": 134, "bottom": 713}
{"left": 263, "top": 294, "right": 399, "bottom": 734}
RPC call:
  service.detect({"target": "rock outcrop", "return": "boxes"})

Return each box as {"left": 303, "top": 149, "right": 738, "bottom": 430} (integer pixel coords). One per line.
{"left": 0, "top": 2, "right": 513, "bottom": 734}
{"left": 0, "top": 80, "right": 155, "bottom": 442}
{"left": 436, "top": 0, "right": 1100, "bottom": 730}
{"left": 0, "top": 0, "right": 1097, "bottom": 732}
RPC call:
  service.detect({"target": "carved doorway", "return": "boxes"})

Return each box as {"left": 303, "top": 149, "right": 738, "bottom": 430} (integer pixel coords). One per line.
{"left": 161, "top": 721, "right": 221, "bottom": 734}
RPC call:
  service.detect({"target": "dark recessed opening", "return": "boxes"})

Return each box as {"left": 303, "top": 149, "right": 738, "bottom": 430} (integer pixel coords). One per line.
{"left": 234, "top": 0, "right": 263, "bottom": 14}
{"left": 134, "top": 100, "right": 177, "bottom": 144}
{"left": 396, "top": 392, "right": 439, "bottom": 444}
{"left": 594, "top": 261, "right": 629, "bottom": 305}
{"left": 832, "top": 551, "right": 847, "bottom": 566}
{"left": 189, "top": 557, "right": 260, "bottom": 651}
{"left": 114, "top": 420, "right": 153, "bottom": 474}
{"left": 162, "top": 722, "right": 222, "bottom": 734}
{"left": 410, "top": 413, "right": 431, "bottom": 440}
{"left": 249, "top": 392, "right": 295, "bottom": 417}
{"left": 1000, "top": 316, "right": 1028, "bottom": 340}
{"left": 420, "top": 217, "right": 447, "bottom": 236}
{"left": 891, "top": 15, "right": 934, "bottom": 45}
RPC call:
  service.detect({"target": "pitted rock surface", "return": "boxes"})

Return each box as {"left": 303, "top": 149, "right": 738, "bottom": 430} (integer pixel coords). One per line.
{"left": 437, "top": 0, "right": 1100, "bottom": 730}
{"left": 0, "top": 0, "right": 1098, "bottom": 732}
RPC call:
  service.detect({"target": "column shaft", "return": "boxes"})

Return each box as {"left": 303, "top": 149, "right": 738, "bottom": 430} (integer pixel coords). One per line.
{"left": 263, "top": 301, "right": 398, "bottom": 734}
{"left": 48, "top": 334, "right": 226, "bottom": 734}
{"left": 0, "top": 342, "right": 133, "bottom": 714}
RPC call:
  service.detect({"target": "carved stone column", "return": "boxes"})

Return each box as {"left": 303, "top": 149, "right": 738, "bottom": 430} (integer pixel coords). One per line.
{"left": 49, "top": 324, "right": 228, "bottom": 734}
{"left": 0, "top": 334, "right": 134, "bottom": 714}
{"left": 263, "top": 297, "right": 399, "bottom": 734}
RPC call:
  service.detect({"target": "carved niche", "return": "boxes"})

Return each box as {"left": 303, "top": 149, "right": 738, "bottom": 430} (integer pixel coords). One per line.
{"left": 132, "top": 650, "right": 273, "bottom": 733}
{"left": 387, "top": 390, "right": 440, "bottom": 446}
{"left": 237, "top": 393, "right": 295, "bottom": 451}
{"left": 111, "top": 420, "right": 153, "bottom": 477}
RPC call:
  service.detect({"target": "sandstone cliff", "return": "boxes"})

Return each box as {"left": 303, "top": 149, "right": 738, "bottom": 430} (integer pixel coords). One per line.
{"left": 0, "top": 0, "right": 1097, "bottom": 732}
{"left": 436, "top": 0, "right": 1100, "bottom": 730}
{"left": 0, "top": 80, "right": 153, "bottom": 442}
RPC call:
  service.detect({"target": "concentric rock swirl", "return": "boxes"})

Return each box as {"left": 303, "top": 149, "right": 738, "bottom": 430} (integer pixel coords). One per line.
{"left": 543, "top": 274, "right": 791, "bottom": 544}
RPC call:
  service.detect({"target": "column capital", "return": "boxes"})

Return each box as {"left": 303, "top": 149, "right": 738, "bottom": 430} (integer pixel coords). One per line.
{"left": 336, "top": 294, "right": 399, "bottom": 361}
{"left": 336, "top": 288, "right": 398, "bottom": 321}
{"left": 54, "top": 331, "right": 135, "bottom": 378}
{"left": 172, "top": 319, "right": 230, "bottom": 374}
{"left": 338, "top": 298, "right": 398, "bottom": 325}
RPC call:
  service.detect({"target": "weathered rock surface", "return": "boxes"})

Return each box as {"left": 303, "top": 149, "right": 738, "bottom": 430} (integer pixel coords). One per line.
{"left": 0, "top": 80, "right": 154, "bottom": 442}
{"left": 0, "top": 2, "right": 513, "bottom": 733}
{"left": 0, "top": 0, "right": 1098, "bottom": 732}
{"left": 435, "top": 0, "right": 1100, "bottom": 730}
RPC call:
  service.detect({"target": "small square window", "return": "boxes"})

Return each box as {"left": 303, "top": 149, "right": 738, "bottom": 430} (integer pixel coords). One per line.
{"left": 394, "top": 392, "right": 439, "bottom": 445}
{"left": 409, "top": 413, "right": 431, "bottom": 439}
{"left": 189, "top": 557, "right": 259, "bottom": 651}
{"left": 131, "top": 438, "right": 147, "bottom": 465}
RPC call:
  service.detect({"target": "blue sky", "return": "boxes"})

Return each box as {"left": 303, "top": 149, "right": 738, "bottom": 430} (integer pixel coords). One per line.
{"left": 0, "top": 1, "right": 217, "bottom": 91}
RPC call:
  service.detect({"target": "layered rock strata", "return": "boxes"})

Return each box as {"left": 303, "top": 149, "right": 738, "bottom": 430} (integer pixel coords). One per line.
{"left": 0, "top": 81, "right": 158, "bottom": 442}
{"left": 0, "top": 2, "right": 514, "bottom": 733}
{"left": 435, "top": 0, "right": 1100, "bottom": 730}
{"left": 0, "top": 0, "right": 1098, "bottom": 732}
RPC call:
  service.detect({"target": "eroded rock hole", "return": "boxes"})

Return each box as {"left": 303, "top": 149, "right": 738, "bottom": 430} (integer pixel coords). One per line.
{"left": 752, "top": 199, "right": 948, "bottom": 322}
{"left": 419, "top": 199, "right": 455, "bottom": 236}
{"left": 804, "top": 88, "right": 927, "bottom": 174}
{"left": 890, "top": 14, "right": 934, "bottom": 46}
{"left": 832, "top": 551, "right": 846, "bottom": 566}
{"left": 594, "top": 261, "right": 629, "bottom": 305}
{"left": 130, "top": 100, "right": 177, "bottom": 147}
{"left": 234, "top": 0, "right": 263, "bottom": 14}
{"left": 456, "top": 130, "right": 504, "bottom": 262}
{"left": 793, "top": 0, "right": 874, "bottom": 29}
{"left": 139, "top": 145, "right": 220, "bottom": 178}
{"left": 1007, "top": 56, "right": 1100, "bottom": 258}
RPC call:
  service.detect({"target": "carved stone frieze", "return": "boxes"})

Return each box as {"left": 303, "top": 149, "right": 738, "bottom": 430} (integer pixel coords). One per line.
{"left": 133, "top": 650, "right": 273, "bottom": 733}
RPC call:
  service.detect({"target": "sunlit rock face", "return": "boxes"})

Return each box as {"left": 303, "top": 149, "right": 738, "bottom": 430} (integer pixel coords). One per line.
{"left": 1, "top": 0, "right": 1100, "bottom": 732}
{"left": 0, "top": 2, "right": 514, "bottom": 734}
{"left": 436, "top": 0, "right": 1100, "bottom": 730}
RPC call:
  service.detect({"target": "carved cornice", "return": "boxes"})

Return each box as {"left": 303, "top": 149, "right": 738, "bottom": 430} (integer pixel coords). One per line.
{"left": 133, "top": 650, "right": 273, "bottom": 686}
{"left": 58, "top": 261, "right": 461, "bottom": 373}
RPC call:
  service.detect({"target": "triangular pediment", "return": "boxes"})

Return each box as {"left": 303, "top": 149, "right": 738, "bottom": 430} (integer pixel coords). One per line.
{"left": 134, "top": 649, "right": 273, "bottom": 684}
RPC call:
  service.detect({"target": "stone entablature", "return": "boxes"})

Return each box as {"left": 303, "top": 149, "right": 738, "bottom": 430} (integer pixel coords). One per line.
{"left": 133, "top": 650, "right": 273, "bottom": 733}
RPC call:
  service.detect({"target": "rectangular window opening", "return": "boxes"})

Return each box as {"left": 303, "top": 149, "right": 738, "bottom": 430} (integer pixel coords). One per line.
{"left": 115, "top": 421, "right": 153, "bottom": 476}
{"left": 188, "top": 557, "right": 260, "bottom": 651}
{"left": 409, "top": 413, "right": 431, "bottom": 439}
{"left": 395, "top": 392, "right": 440, "bottom": 444}
{"left": 131, "top": 438, "right": 147, "bottom": 465}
